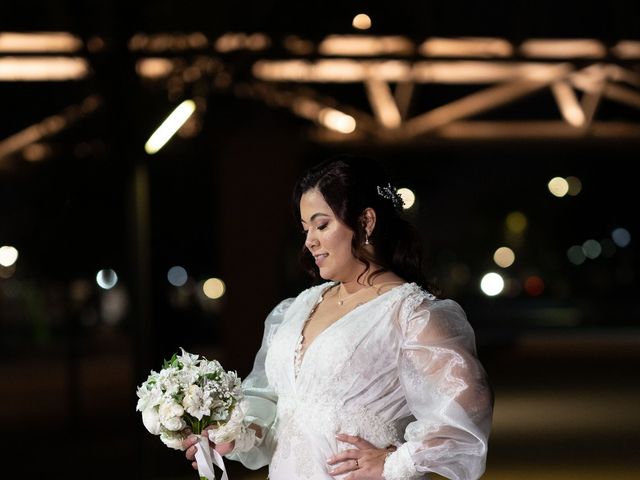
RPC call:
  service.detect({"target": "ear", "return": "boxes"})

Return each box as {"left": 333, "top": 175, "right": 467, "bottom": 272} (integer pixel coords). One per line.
{"left": 361, "top": 208, "right": 377, "bottom": 235}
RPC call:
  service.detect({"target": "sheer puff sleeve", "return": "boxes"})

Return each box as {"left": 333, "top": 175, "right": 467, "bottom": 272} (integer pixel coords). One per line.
{"left": 226, "top": 297, "right": 294, "bottom": 470}
{"left": 384, "top": 298, "right": 493, "bottom": 480}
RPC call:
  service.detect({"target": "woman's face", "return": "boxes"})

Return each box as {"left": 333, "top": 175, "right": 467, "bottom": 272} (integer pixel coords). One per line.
{"left": 300, "top": 188, "right": 361, "bottom": 282}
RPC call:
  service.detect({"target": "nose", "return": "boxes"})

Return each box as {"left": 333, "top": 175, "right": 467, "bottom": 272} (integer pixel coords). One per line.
{"left": 304, "top": 229, "right": 318, "bottom": 251}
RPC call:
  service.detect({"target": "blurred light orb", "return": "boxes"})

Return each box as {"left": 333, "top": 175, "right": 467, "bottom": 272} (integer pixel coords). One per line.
{"left": 397, "top": 187, "right": 416, "bottom": 209}
{"left": 612, "top": 227, "right": 631, "bottom": 248}
{"left": 167, "top": 266, "right": 188, "bottom": 287}
{"left": 506, "top": 211, "right": 527, "bottom": 234}
{"left": 203, "top": 277, "right": 226, "bottom": 299}
{"left": 493, "top": 246, "right": 515, "bottom": 268}
{"left": 567, "top": 245, "right": 586, "bottom": 265}
{"left": 352, "top": 14, "right": 372, "bottom": 30}
{"left": 96, "top": 269, "right": 118, "bottom": 290}
{"left": 582, "top": 239, "right": 602, "bottom": 259}
{"left": 548, "top": 177, "right": 569, "bottom": 197}
{"left": 566, "top": 176, "right": 582, "bottom": 196}
{"left": 480, "top": 272, "right": 504, "bottom": 296}
{"left": 0, "top": 246, "right": 19, "bottom": 267}
{"left": 524, "top": 275, "right": 544, "bottom": 296}
{"left": 319, "top": 108, "right": 356, "bottom": 134}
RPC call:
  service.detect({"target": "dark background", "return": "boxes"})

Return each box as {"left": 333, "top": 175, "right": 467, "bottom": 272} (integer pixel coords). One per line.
{"left": 1, "top": 1, "right": 638, "bottom": 479}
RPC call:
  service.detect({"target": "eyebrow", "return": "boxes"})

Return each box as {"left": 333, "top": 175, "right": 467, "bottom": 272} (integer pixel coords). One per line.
{"left": 300, "top": 212, "right": 330, "bottom": 224}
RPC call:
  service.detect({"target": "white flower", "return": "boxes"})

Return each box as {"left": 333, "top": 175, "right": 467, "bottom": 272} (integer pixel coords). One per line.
{"left": 142, "top": 406, "right": 162, "bottom": 435}
{"left": 177, "top": 366, "right": 200, "bottom": 388}
{"left": 183, "top": 384, "right": 212, "bottom": 420}
{"left": 136, "top": 383, "right": 162, "bottom": 412}
{"left": 177, "top": 347, "right": 200, "bottom": 368}
{"left": 159, "top": 401, "right": 186, "bottom": 431}
{"left": 136, "top": 349, "right": 245, "bottom": 456}
{"left": 160, "top": 430, "right": 185, "bottom": 450}
{"left": 201, "top": 359, "right": 223, "bottom": 376}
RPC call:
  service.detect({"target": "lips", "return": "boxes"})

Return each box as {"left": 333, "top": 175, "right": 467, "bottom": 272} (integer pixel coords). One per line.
{"left": 314, "top": 253, "right": 329, "bottom": 266}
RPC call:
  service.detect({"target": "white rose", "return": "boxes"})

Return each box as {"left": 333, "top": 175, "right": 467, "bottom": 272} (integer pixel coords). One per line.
{"left": 159, "top": 400, "right": 186, "bottom": 431}
{"left": 160, "top": 431, "right": 185, "bottom": 450}
{"left": 142, "top": 406, "right": 162, "bottom": 435}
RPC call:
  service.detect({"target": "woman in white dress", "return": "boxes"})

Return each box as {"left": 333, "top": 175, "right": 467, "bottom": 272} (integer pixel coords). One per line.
{"left": 184, "top": 155, "right": 493, "bottom": 479}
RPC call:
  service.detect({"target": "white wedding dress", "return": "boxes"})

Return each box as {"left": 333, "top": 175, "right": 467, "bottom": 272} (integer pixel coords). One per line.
{"left": 227, "top": 282, "right": 493, "bottom": 480}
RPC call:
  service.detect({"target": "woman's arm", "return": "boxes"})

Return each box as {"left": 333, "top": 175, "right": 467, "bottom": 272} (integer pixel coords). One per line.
{"left": 224, "top": 297, "right": 295, "bottom": 469}
{"left": 385, "top": 299, "right": 493, "bottom": 480}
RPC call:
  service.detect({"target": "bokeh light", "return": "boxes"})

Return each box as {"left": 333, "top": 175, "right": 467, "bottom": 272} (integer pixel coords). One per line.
{"left": 548, "top": 177, "right": 569, "bottom": 197}
{"left": 506, "top": 211, "right": 527, "bottom": 234}
{"left": 567, "top": 245, "right": 586, "bottom": 265}
{"left": 524, "top": 275, "right": 545, "bottom": 296}
{"left": 203, "top": 277, "right": 226, "bottom": 299}
{"left": 480, "top": 272, "right": 504, "bottom": 296}
{"left": 96, "top": 269, "right": 118, "bottom": 290}
{"left": 566, "top": 176, "right": 582, "bottom": 196}
{"left": 612, "top": 227, "right": 631, "bottom": 247}
{"left": 319, "top": 108, "right": 356, "bottom": 134}
{"left": 352, "top": 14, "right": 372, "bottom": 30}
{"left": 0, "top": 245, "right": 19, "bottom": 267}
{"left": 397, "top": 187, "right": 416, "bottom": 209}
{"left": 582, "top": 239, "right": 602, "bottom": 259}
{"left": 493, "top": 246, "right": 515, "bottom": 268}
{"left": 167, "top": 265, "right": 188, "bottom": 287}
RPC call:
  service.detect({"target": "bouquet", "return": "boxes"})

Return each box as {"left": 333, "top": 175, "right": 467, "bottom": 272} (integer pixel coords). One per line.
{"left": 136, "top": 348, "right": 246, "bottom": 480}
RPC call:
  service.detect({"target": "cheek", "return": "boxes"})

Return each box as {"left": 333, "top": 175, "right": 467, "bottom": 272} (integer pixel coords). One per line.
{"left": 326, "top": 228, "right": 353, "bottom": 256}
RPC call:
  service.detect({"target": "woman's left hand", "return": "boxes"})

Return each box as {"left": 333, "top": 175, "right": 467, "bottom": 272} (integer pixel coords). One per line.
{"left": 326, "top": 433, "right": 395, "bottom": 479}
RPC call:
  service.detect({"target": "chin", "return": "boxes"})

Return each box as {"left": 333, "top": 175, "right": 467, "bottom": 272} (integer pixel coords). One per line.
{"left": 318, "top": 269, "right": 333, "bottom": 280}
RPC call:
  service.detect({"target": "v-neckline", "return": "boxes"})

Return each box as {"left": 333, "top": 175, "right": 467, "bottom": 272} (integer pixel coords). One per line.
{"left": 293, "top": 281, "right": 409, "bottom": 382}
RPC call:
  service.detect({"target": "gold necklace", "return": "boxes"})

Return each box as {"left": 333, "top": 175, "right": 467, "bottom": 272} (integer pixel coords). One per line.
{"left": 336, "top": 283, "right": 372, "bottom": 306}
{"left": 336, "top": 280, "right": 405, "bottom": 306}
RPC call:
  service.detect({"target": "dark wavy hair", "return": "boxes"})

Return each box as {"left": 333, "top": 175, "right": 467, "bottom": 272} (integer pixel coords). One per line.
{"left": 292, "top": 154, "right": 430, "bottom": 289}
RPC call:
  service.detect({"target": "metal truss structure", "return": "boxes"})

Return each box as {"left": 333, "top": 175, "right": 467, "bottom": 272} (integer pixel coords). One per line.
{"left": 1, "top": 32, "right": 640, "bottom": 163}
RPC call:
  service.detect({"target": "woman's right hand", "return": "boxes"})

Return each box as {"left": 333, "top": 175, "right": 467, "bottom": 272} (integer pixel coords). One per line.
{"left": 182, "top": 426, "right": 235, "bottom": 470}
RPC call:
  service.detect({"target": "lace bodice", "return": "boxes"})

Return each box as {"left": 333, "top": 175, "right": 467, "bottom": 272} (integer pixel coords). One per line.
{"left": 293, "top": 288, "right": 324, "bottom": 379}
{"left": 227, "top": 282, "right": 493, "bottom": 480}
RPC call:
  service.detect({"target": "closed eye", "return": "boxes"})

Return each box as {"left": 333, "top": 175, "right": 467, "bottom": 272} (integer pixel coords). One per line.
{"left": 301, "top": 223, "right": 329, "bottom": 235}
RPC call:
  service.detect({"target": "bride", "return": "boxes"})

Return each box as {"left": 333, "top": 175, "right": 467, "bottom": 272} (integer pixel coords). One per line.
{"left": 183, "top": 155, "right": 493, "bottom": 479}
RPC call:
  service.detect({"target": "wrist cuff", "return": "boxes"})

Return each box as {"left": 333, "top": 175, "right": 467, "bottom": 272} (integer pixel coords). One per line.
{"left": 382, "top": 444, "right": 420, "bottom": 480}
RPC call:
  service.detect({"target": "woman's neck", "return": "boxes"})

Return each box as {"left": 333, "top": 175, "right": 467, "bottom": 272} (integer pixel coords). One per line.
{"left": 338, "top": 269, "right": 404, "bottom": 295}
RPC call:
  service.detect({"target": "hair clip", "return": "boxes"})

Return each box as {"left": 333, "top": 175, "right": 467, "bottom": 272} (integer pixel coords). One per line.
{"left": 376, "top": 183, "right": 405, "bottom": 211}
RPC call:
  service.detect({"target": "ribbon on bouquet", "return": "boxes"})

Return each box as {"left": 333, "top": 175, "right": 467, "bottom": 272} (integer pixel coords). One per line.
{"left": 194, "top": 435, "right": 228, "bottom": 480}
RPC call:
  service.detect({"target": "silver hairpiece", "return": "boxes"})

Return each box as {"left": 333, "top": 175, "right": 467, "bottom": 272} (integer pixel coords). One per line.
{"left": 376, "top": 183, "right": 405, "bottom": 210}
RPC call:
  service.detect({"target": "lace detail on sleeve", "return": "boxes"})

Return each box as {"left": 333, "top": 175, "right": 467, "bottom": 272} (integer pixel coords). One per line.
{"left": 400, "top": 285, "right": 435, "bottom": 321}
{"left": 226, "top": 425, "right": 258, "bottom": 455}
{"left": 395, "top": 299, "right": 493, "bottom": 480}
{"left": 382, "top": 444, "right": 420, "bottom": 480}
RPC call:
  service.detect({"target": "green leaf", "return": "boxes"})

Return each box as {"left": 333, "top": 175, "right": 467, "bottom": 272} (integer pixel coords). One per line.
{"left": 162, "top": 352, "right": 178, "bottom": 369}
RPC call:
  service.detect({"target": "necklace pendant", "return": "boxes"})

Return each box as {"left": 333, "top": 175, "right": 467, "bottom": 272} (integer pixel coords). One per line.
{"left": 338, "top": 300, "right": 344, "bottom": 306}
